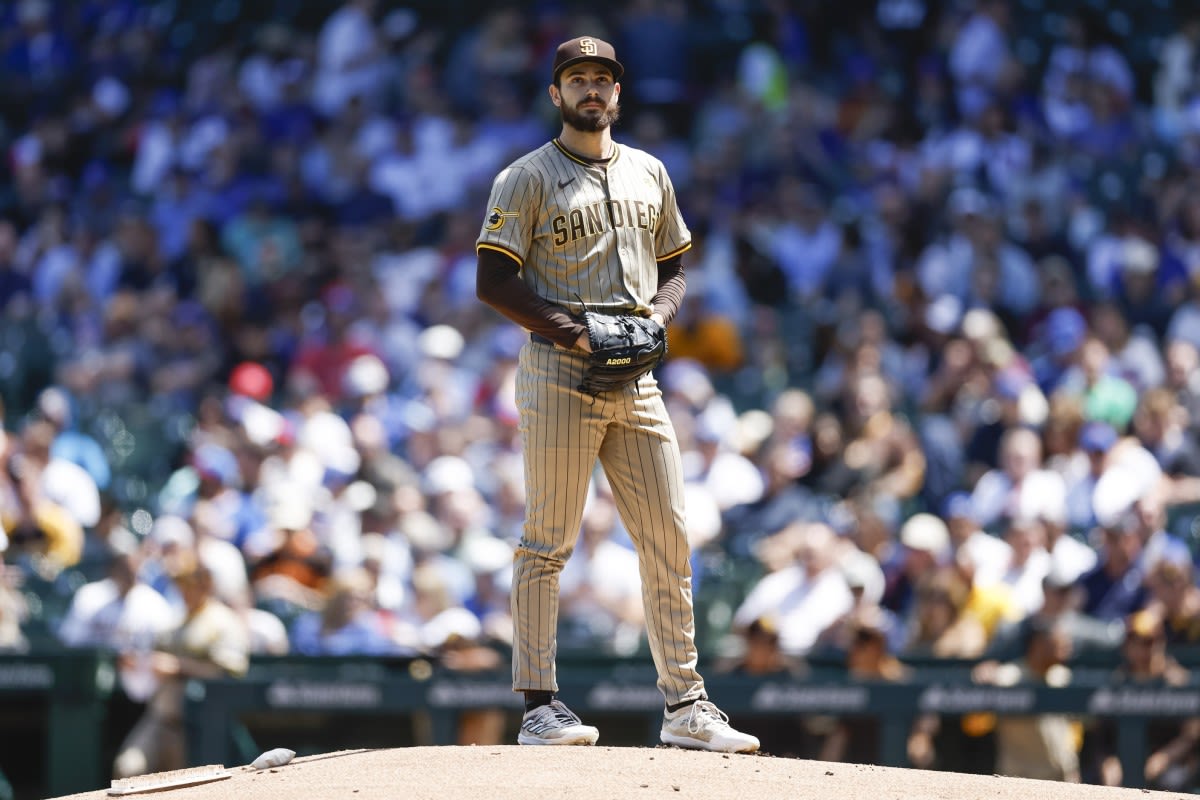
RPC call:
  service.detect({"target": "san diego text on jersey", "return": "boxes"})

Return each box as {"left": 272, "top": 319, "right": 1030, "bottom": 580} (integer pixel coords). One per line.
{"left": 550, "top": 198, "right": 660, "bottom": 247}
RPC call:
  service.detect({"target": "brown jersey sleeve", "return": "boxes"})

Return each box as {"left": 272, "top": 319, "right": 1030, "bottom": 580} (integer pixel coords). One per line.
{"left": 476, "top": 248, "right": 587, "bottom": 348}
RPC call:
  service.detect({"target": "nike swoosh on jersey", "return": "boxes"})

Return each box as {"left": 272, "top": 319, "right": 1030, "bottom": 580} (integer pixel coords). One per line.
{"left": 558, "top": 177, "right": 576, "bottom": 189}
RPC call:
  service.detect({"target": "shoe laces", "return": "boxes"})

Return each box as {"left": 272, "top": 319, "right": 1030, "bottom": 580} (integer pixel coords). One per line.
{"left": 530, "top": 700, "right": 581, "bottom": 727}
{"left": 683, "top": 700, "right": 729, "bottom": 734}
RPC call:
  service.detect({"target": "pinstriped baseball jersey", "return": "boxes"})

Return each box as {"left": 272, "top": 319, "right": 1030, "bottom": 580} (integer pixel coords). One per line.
{"left": 476, "top": 139, "right": 690, "bottom": 315}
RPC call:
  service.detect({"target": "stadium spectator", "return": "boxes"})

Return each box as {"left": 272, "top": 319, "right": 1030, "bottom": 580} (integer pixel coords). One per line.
{"left": 720, "top": 438, "right": 823, "bottom": 562}
{"left": 996, "top": 516, "right": 1053, "bottom": 617}
{"left": 680, "top": 402, "right": 765, "bottom": 515}
{"left": 1089, "top": 300, "right": 1165, "bottom": 393}
{"left": 814, "top": 547, "right": 895, "bottom": 654}
{"left": 882, "top": 512, "right": 950, "bottom": 620}
{"left": 986, "top": 561, "right": 1123, "bottom": 661}
{"left": 1124, "top": 488, "right": 1190, "bottom": 579}
{"left": 0, "top": 551, "right": 28, "bottom": 653}
{"left": 1133, "top": 388, "right": 1200, "bottom": 507}
{"left": 835, "top": 370, "right": 926, "bottom": 511}
{"left": 249, "top": 485, "right": 334, "bottom": 614}
{"left": 733, "top": 522, "right": 854, "bottom": 656}
{"left": 946, "top": 0, "right": 1020, "bottom": 121}
{"left": 816, "top": 607, "right": 909, "bottom": 766}
{"left": 802, "top": 411, "right": 860, "bottom": 500}
{"left": 1084, "top": 610, "right": 1200, "bottom": 790}
{"left": 972, "top": 618, "right": 1081, "bottom": 782}
{"left": 290, "top": 566, "right": 398, "bottom": 655}
{"left": 312, "top": 0, "right": 388, "bottom": 117}
{"left": 900, "top": 566, "right": 987, "bottom": 659}
{"left": 902, "top": 566, "right": 989, "bottom": 775}
{"left": 57, "top": 544, "right": 176, "bottom": 655}
{"left": 970, "top": 426, "right": 1065, "bottom": 530}
{"left": 112, "top": 554, "right": 249, "bottom": 779}
{"left": 1164, "top": 338, "right": 1200, "bottom": 434}
{"left": 288, "top": 284, "right": 381, "bottom": 403}
{"left": 0, "top": 431, "right": 83, "bottom": 578}
{"left": 716, "top": 613, "right": 813, "bottom": 758}
{"left": 1146, "top": 557, "right": 1200, "bottom": 646}
{"left": 1077, "top": 515, "right": 1151, "bottom": 623}
{"left": 942, "top": 491, "right": 1011, "bottom": 588}
{"left": 13, "top": 417, "right": 96, "bottom": 525}
{"left": 0, "top": 221, "right": 31, "bottom": 312}
{"left": 34, "top": 386, "right": 111, "bottom": 492}
{"left": 1064, "top": 420, "right": 1117, "bottom": 533}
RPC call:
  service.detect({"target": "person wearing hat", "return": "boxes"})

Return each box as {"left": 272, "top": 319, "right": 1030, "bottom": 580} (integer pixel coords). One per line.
{"left": 1029, "top": 305, "right": 1090, "bottom": 395}
{"left": 1111, "top": 235, "right": 1177, "bottom": 342}
{"left": 881, "top": 512, "right": 950, "bottom": 618}
{"left": 943, "top": 491, "right": 1012, "bottom": 589}
{"left": 814, "top": 606, "right": 909, "bottom": 767}
{"left": 713, "top": 613, "right": 811, "bottom": 759}
{"left": 1064, "top": 419, "right": 1118, "bottom": 531}
{"left": 1085, "top": 610, "right": 1200, "bottom": 789}
{"left": 1076, "top": 509, "right": 1151, "bottom": 622}
{"left": 475, "top": 35, "right": 758, "bottom": 753}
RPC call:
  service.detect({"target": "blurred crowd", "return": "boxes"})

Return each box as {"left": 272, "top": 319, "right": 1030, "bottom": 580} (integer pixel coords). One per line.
{"left": 2, "top": 0, "right": 1200, "bottom": 786}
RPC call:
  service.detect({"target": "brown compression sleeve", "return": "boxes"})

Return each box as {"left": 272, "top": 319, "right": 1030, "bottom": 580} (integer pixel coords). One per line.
{"left": 650, "top": 254, "right": 686, "bottom": 326}
{"left": 476, "top": 249, "right": 586, "bottom": 348}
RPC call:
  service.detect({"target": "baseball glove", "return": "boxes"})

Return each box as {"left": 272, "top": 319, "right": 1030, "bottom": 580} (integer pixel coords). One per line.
{"left": 577, "top": 311, "right": 667, "bottom": 395}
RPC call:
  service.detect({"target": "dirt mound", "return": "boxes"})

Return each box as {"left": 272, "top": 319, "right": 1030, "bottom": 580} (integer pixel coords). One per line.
{"left": 52, "top": 746, "right": 1181, "bottom": 800}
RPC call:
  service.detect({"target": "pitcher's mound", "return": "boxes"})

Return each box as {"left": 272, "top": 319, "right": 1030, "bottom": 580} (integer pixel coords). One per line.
{"left": 52, "top": 746, "right": 1180, "bottom": 800}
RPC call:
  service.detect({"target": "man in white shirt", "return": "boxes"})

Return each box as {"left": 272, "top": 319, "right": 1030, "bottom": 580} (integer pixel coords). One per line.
{"left": 943, "top": 491, "right": 1012, "bottom": 588}
{"left": 733, "top": 523, "right": 853, "bottom": 655}
{"left": 58, "top": 545, "right": 178, "bottom": 653}
{"left": 971, "top": 426, "right": 1066, "bottom": 530}
{"left": 998, "top": 517, "right": 1053, "bottom": 617}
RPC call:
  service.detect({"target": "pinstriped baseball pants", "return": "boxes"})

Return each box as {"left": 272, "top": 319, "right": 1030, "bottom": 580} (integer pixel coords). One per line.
{"left": 512, "top": 338, "right": 705, "bottom": 707}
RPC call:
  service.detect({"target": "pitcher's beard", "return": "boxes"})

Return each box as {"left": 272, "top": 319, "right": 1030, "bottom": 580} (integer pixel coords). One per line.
{"left": 562, "top": 101, "right": 621, "bottom": 133}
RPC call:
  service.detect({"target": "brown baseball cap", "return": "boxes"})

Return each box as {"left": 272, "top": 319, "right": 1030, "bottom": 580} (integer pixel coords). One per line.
{"left": 552, "top": 36, "right": 624, "bottom": 83}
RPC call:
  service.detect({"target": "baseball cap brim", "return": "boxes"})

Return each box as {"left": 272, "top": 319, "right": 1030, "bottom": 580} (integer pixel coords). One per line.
{"left": 554, "top": 56, "right": 623, "bottom": 82}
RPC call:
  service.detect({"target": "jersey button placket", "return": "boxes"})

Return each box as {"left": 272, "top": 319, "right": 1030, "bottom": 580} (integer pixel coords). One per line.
{"left": 601, "top": 164, "right": 628, "bottom": 295}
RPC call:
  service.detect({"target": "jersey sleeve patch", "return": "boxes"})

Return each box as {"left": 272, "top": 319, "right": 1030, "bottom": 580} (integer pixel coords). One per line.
{"left": 486, "top": 207, "right": 520, "bottom": 231}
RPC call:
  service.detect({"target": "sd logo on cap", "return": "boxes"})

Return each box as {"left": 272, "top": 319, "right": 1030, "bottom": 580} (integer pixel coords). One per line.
{"left": 552, "top": 36, "right": 624, "bottom": 83}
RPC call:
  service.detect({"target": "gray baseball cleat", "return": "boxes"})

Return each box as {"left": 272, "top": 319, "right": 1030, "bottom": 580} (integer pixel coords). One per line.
{"left": 518, "top": 699, "right": 600, "bottom": 745}
{"left": 660, "top": 700, "right": 760, "bottom": 753}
